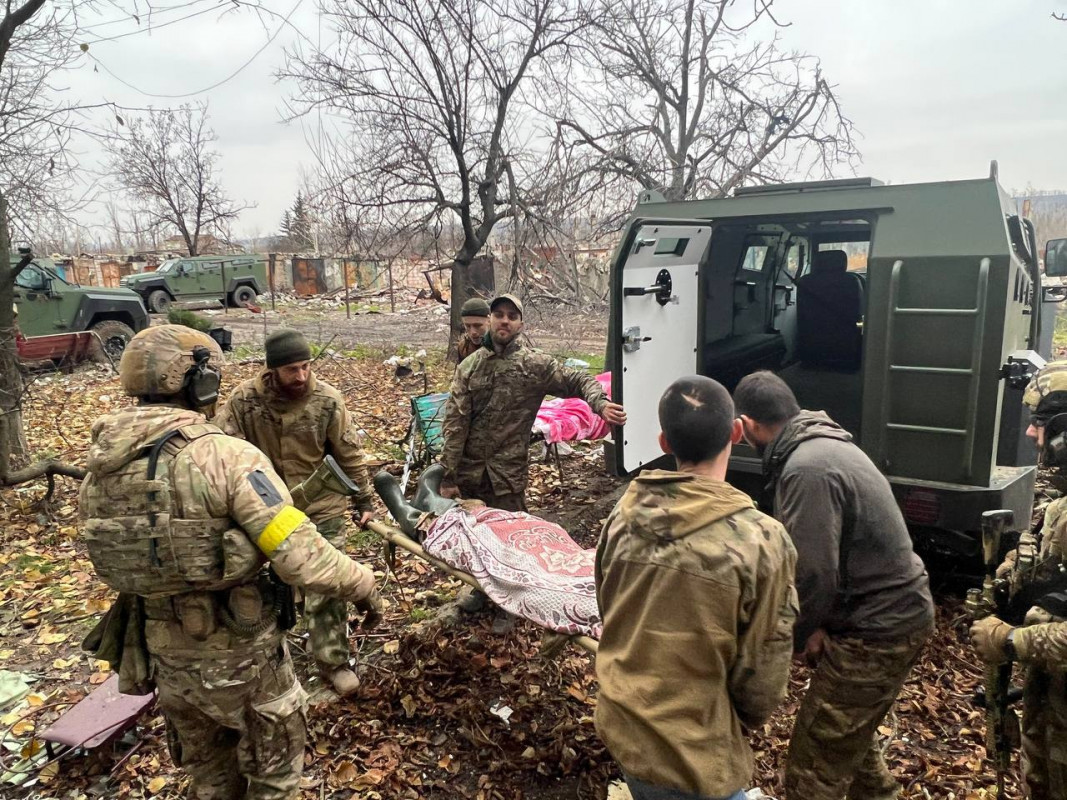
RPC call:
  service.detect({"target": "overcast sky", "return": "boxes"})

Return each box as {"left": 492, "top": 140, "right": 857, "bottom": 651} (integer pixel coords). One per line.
{"left": 61, "top": 0, "right": 1067, "bottom": 239}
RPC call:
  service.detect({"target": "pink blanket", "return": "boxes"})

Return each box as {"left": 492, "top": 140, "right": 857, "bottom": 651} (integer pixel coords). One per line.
{"left": 424, "top": 506, "right": 601, "bottom": 639}
{"left": 533, "top": 371, "right": 612, "bottom": 445}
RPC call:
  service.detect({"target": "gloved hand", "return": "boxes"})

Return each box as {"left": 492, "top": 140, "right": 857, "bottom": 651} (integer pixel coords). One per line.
{"left": 351, "top": 505, "right": 373, "bottom": 529}
{"left": 970, "top": 616, "right": 1013, "bottom": 664}
{"left": 995, "top": 549, "right": 1017, "bottom": 581}
{"left": 355, "top": 588, "right": 384, "bottom": 631}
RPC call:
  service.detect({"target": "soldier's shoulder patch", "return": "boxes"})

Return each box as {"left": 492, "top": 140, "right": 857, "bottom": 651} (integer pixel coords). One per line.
{"left": 248, "top": 470, "right": 284, "bottom": 507}
{"left": 178, "top": 423, "right": 223, "bottom": 441}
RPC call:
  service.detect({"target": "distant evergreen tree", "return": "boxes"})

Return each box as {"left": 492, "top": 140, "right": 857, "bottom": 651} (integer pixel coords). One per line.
{"left": 279, "top": 194, "right": 314, "bottom": 251}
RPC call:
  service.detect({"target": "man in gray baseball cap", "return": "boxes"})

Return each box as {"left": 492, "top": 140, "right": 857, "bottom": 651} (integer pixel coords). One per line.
{"left": 439, "top": 293, "right": 626, "bottom": 510}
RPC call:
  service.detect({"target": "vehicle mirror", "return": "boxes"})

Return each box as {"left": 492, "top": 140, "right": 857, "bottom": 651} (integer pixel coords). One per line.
{"left": 1043, "top": 285, "right": 1067, "bottom": 303}
{"left": 1046, "top": 239, "right": 1067, "bottom": 277}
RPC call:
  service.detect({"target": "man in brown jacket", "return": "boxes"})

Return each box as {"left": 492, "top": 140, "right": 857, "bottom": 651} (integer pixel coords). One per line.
{"left": 215, "top": 329, "right": 376, "bottom": 696}
{"left": 454, "top": 297, "right": 490, "bottom": 364}
{"left": 440, "top": 294, "right": 626, "bottom": 511}
{"left": 596, "top": 375, "right": 798, "bottom": 800}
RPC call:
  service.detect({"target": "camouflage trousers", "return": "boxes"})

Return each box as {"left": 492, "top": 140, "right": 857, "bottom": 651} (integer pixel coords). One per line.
{"left": 304, "top": 516, "right": 352, "bottom": 669}
{"left": 785, "top": 625, "right": 932, "bottom": 800}
{"left": 153, "top": 635, "right": 307, "bottom": 800}
{"left": 459, "top": 473, "right": 527, "bottom": 513}
{"left": 1020, "top": 665, "right": 1067, "bottom": 799}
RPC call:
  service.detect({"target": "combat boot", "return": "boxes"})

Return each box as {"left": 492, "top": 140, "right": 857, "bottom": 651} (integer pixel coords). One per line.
{"left": 373, "top": 471, "right": 423, "bottom": 538}
{"left": 413, "top": 464, "right": 458, "bottom": 516}
{"left": 323, "top": 666, "right": 361, "bottom": 697}
{"left": 845, "top": 758, "right": 900, "bottom": 800}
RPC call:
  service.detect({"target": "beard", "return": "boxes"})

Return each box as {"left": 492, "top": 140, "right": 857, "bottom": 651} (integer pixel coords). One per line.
{"left": 278, "top": 380, "right": 309, "bottom": 400}
{"left": 491, "top": 328, "right": 519, "bottom": 348}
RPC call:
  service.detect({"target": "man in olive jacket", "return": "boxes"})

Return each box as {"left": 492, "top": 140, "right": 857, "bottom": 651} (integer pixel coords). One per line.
{"left": 735, "top": 371, "right": 934, "bottom": 800}
{"left": 440, "top": 294, "right": 626, "bottom": 511}
{"left": 596, "top": 375, "right": 797, "bottom": 800}
{"left": 215, "top": 329, "right": 376, "bottom": 696}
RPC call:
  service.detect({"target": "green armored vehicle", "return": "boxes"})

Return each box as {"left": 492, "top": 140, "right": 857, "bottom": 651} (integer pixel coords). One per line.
{"left": 121, "top": 255, "right": 267, "bottom": 313}
{"left": 608, "top": 167, "right": 1059, "bottom": 561}
{"left": 12, "top": 252, "right": 149, "bottom": 360}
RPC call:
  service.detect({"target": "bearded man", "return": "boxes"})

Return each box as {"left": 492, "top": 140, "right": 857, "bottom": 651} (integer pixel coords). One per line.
{"left": 440, "top": 294, "right": 626, "bottom": 511}
{"left": 215, "top": 329, "right": 375, "bottom": 696}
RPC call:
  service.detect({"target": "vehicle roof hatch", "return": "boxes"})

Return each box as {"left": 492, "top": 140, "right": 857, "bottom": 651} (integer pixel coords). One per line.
{"left": 733, "top": 177, "right": 885, "bottom": 197}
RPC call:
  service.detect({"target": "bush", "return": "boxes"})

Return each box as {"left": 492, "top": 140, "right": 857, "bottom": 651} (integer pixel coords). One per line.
{"left": 167, "top": 308, "right": 213, "bottom": 332}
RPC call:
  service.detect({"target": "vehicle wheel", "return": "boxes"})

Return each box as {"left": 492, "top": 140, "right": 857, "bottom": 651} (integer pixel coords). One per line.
{"left": 147, "top": 290, "right": 171, "bottom": 313}
{"left": 90, "top": 320, "right": 135, "bottom": 364}
{"left": 231, "top": 285, "right": 257, "bottom": 307}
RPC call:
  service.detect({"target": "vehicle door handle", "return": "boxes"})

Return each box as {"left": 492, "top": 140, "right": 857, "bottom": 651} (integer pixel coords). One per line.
{"left": 623, "top": 268, "right": 674, "bottom": 306}
{"left": 622, "top": 326, "right": 652, "bottom": 353}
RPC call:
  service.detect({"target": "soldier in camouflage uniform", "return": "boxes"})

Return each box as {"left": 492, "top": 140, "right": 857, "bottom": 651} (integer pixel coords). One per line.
{"left": 80, "top": 325, "right": 382, "bottom": 800}
{"left": 735, "top": 371, "right": 935, "bottom": 800}
{"left": 971, "top": 360, "right": 1067, "bottom": 799}
{"left": 214, "top": 329, "right": 375, "bottom": 697}
{"left": 596, "top": 376, "right": 797, "bottom": 800}
{"left": 440, "top": 294, "right": 626, "bottom": 511}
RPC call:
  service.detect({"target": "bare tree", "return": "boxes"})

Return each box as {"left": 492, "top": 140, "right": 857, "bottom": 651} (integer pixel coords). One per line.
{"left": 0, "top": 0, "right": 69, "bottom": 476}
{"left": 105, "top": 200, "right": 125, "bottom": 252}
{"left": 107, "top": 104, "right": 248, "bottom": 256}
{"left": 556, "top": 0, "right": 857, "bottom": 224}
{"left": 282, "top": 0, "right": 589, "bottom": 347}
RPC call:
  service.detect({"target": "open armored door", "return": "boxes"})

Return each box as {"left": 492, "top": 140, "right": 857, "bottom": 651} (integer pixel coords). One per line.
{"left": 611, "top": 221, "right": 711, "bottom": 474}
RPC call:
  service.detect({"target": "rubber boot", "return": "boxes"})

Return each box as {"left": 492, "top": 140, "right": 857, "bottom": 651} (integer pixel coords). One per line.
{"left": 413, "top": 464, "right": 458, "bottom": 516}
{"left": 372, "top": 471, "right": 423, "bottom": 538}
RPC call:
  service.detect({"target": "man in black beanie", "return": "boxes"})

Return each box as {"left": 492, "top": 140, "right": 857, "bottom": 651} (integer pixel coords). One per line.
{"left": 215, "top": 329, "right": 376, "bottom": 696}
{"left": 455, "top": 297, "right": 491, "bottom": 364}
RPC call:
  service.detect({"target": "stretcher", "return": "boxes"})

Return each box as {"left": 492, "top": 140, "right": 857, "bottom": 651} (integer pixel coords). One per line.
{"left": 366, "top": 519, "right": 599, "bottom": 655}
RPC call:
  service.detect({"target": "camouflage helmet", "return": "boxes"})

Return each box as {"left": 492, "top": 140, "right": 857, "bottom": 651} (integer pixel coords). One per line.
{"left": 1023, "top": 360, "right": 1067, "bottom": 422}
{"left": 119, "top": 324, "right": 223, "bottom": 397}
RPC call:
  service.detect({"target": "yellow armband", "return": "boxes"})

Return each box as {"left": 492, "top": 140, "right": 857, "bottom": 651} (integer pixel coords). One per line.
{"left": 257, "top": 506, "right": 307, "bottom": 556}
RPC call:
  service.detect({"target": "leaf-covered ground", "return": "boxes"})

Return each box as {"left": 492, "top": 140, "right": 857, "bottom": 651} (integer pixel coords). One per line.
{"left": 0, "top": 327, "right": 1030, "bottom": 799}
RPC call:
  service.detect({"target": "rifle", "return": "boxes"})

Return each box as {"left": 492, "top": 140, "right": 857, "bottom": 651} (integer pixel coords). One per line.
{"left": 270, "top": 457, "right": 361, "bottom": 630}
{"left": 994, "top": 524, "right": 1067, "bottom": 624}
{"left": 965, "top": 510, "right": 1019, "bottom": 800}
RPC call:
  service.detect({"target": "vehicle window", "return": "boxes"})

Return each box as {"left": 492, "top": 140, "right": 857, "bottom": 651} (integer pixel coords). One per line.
{"left": 654, "top": 238, "right": 689, "bottom": 257}
{"left": 740, "top": 244, "right": 771, "bottom": 273}
{"left": 156, "top": 260, "right": 177, "bottom": 274}
{"left": 16, "top": 265, "right": 47, "bottom": 290}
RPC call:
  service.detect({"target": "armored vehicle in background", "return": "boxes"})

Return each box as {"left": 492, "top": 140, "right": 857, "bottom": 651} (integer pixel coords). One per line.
{"left": 121, "top": 255, "right": 267, "bottom": 313}
{"left": 608, "top": 165, "right": 1059, "bottom": 561}
{"left": 12, "top": 251, "right": 149, "bottom": 361}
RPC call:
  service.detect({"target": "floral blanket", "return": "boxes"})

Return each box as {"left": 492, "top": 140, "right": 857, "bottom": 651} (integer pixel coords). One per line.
{"left": 423, "top": 506, "right": 601, "bottom": 639}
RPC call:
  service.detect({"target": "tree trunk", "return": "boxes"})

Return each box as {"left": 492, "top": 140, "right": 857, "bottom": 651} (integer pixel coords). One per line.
{"left": 448, "top": 249, "right": 476, "bottom": 357}
{"left": 0, "top": 190, "right": 28, "bottom": 479}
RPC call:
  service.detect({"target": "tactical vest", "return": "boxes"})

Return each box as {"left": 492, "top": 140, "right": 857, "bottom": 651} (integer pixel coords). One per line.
{"left": 83, "top": 423, "right": 263, "bottom": 597}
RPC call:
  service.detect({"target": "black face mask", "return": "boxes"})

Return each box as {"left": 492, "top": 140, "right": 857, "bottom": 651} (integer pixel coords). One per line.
{"left": 740, "top": 418, "right": 766, "bottom": 457}
{"left": 1035, "top": 411, "right": 1067, "bottom": 471}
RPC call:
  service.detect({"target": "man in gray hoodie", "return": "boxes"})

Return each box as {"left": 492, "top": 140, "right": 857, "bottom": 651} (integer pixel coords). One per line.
{"left": 734, "top": 371, "right": 934, "bottom": 800}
